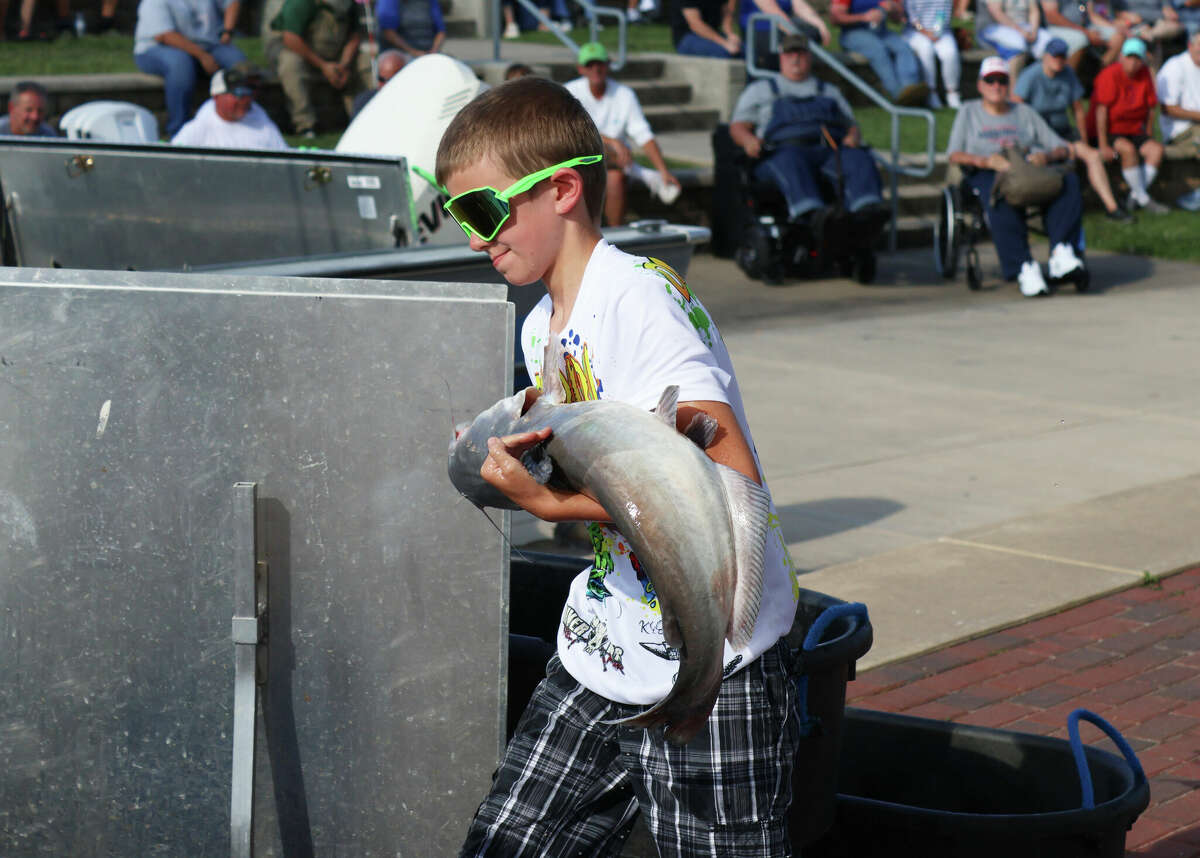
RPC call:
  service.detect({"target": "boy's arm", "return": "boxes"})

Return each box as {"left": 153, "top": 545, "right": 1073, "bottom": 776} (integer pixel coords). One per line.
{"left": 678, "top": 401, "right": 762, "bottom": 484}
{"left": 480, "top": 428, "right": 614, "bottom": 523}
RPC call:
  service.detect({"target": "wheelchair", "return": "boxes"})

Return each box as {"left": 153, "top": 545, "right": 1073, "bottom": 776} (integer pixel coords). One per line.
{"left": 933, "top": 170, "right": 1090, "bottom": 293}
{"left": 712, "top": 124, "right": 887, "bottom": 286}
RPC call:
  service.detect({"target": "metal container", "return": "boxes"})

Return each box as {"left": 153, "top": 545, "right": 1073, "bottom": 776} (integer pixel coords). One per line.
{"left": 0, "top": 267, "right": 513, "bottom": 857}
{"left": 0, "top": 139, "right": 415, "bottom": 269}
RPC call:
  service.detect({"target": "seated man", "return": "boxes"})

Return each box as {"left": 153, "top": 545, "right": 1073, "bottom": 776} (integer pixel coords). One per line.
{"left": 1086, "top": 37, "right": 1168, "bottom": 212}
{"left": 171, "top": 65, "right": 289, "bottom": 150}
{"left": 1157, "top": 30, "right": 1200, "bottom": 144}
{"left": 377, "top": 0, "right": 446, "bottom": 57}
{"left": 350, "top": 49, "right": 407, "bottom": 117}
{"left": 564, "top": 42, "right": 681, "bottom": 224}
{"left": 0, "top": 81, "right": 58, "bottom": 136}
{"left": 739, "top": 0, "right": 832, "bottom": 72}
{"left": 133, "top": 0, "right": 247, "bottom": 138}
{"left": 976, "top": 0, "right": 1055, "bottom": 78}
{"left": 729, "top": 33, "right": 885, "bottom": 223}
{"left": 947, "top": 56, "right": 1086, "bottom": 297}
{"left": 271, "top": 0, "right": 373, "bottom": 136}
{"left": 1040, "top": 0, "right": 1110, "bottom": 68}
{"left": 1014, "top": 37, "right": 1133, "bottom": 221}
{"left": 1123, "top": 0, "right": 1185, "bottom": 61}
{"left": 671, "top": 0, "right": 742, "bottom": 58}
{"left": 830, "top": 0, "right": 930, "bottom": 105}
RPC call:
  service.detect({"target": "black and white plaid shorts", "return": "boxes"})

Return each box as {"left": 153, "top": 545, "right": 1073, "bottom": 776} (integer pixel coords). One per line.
{"left": 460, "top": 640, "right": 802, "bottom": 858}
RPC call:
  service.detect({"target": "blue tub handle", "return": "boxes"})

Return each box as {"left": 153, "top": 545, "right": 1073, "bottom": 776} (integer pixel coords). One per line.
{"left": 803, "top": 602, "right": 869, "bottom": 651}
{"left": 1067, "top": 708, "right": 1146, "bottom": 809}
{"left": 795, "top": 602, "right": 869, "bottom": 736}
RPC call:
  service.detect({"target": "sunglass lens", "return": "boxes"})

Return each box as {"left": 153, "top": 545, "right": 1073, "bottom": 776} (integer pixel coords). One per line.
{"left": 984, "top": 75, "right": 1009, "bottom": 84}
{"left": 446, "top": 191, "right": 508, "bottom": 239}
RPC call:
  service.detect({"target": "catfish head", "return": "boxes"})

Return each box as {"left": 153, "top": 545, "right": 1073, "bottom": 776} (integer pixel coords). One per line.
{"left": 447, "top": 388, "right": 533, "bottom": 511}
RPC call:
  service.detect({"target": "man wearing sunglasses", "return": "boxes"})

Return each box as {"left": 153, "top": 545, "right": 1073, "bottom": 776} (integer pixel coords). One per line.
{"left": 947, "top": 55, "right": 1086, "bottom": 296}
{"left": 171, "top": 64, "right": 289, "bottom": 150}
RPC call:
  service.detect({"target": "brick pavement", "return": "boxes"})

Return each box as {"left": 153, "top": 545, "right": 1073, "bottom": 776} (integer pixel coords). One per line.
{"left": 845, "top": 566, "right": 1200, "bottom": 858}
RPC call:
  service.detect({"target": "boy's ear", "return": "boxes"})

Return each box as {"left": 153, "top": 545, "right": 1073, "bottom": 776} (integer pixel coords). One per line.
{"left": 550, "top": 168, "right": 586, "bottom": 216}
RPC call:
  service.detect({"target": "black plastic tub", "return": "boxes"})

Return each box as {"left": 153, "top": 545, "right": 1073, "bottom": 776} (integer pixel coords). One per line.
{"left": 807, "top": 707, "right": 1151, "bottom": 858}
{"left": 507, "top": 551, "right": 874, "bottom": 849}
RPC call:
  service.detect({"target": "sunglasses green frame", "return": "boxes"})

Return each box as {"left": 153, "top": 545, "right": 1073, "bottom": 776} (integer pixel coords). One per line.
{"left": 442, "top": 154, "right": 603, "bottom": 241}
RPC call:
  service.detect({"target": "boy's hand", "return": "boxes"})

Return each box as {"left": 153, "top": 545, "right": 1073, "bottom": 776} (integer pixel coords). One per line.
{"left": 480, "top": 427, "right": 554, "bottom": 506}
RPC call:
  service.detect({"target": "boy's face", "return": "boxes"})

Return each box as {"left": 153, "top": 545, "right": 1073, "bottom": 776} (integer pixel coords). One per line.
{"left": 444, "top": 156, "right": 562, "bottom": 287}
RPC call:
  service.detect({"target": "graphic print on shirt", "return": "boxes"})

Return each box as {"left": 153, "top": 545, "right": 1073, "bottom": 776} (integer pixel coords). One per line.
{"left": 562, "top": 605, "right": 625, "bottom": 672}
{"left": 639, "top": 257, "right": 716, "bottom": 349}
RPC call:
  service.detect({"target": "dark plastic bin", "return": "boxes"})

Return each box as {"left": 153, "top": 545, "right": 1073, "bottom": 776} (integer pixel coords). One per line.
{"left": 807, "top": 707, "right": 1151, "bottom": 858}
{"left": 507, "top": 552, "right": 874, "bottom": 850}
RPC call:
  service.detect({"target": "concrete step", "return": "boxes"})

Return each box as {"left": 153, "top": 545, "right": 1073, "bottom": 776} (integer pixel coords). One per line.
{"left": 542, "top": 58, "right": 667, "bottom": 82}
{"left": 630, "top": 80, "right": 694, "bottom": 106}
{"left": 644, "top": 104, "right": 722, "bottom": 134}
{"left": 444, "top": 16, "right": 478, "bottom": 39}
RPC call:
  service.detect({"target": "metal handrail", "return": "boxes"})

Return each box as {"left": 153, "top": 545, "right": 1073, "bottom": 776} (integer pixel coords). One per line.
{"left": 491, "top": 0, "right": 627, "bottom": 71}
{"left": 745, "top": 12, "right": 936, "bottom": 250}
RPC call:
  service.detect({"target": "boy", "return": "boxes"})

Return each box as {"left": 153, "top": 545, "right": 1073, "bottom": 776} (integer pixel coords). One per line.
{"left": 436, "top": 76, "right": 802, "bottom": 857}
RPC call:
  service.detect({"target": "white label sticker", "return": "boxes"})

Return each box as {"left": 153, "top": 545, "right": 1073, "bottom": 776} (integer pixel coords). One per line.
{"left": 348, "top": 175, "right": 382, "bottom": 190}
{"left": 357, "top": 195, "right": 378, "bottom": 219}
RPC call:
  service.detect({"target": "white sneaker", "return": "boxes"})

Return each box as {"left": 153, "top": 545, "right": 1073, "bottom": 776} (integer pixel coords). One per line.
{"left": 1018, "top": 259, "right": 1050, "bottom": 297}
{"left": 638, "top": 0, "right": 656, "bottom": 11}
{"left": 1047, "top": 242, "right": 1083, "bottom": 280}
{"left": 630, "top": 163, "right": 681, "bottom": 205}
{"left": 946, "top": 91, "right": 962, "bottom": 108}
{"left": 627, "top": 6, "right": 642, "bottom": 22}
{"left": 503, "top": 20, "right": 520, "bottom": 38}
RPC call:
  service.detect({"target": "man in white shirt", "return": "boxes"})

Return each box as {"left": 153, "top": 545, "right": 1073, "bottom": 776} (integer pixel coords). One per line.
{"left": 172, "top": 65, "right": 290, "bottom": 150}
{"left": 1157, "top": 31, "right": 1200, "bottom": 145}
{"left": 563, "top": 42, "right": 681, "bottom": 225}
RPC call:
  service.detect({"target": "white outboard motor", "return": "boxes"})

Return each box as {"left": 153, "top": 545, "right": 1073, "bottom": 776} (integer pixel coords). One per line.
{"left": 336, "top": 54, "right": 486, "bottom": 246}
{"left": 59, "top": 101, "right": 159, "bottom": 143}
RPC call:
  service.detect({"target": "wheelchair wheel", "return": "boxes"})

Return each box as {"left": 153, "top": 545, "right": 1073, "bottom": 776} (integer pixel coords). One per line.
{"left": 852, "top": 250, "right": 876, "bottom": 285}
{"left": 934, "top": 186, "right": 961, "bottom": 279}
{"left": 735, "top": 221, "right": 773, "bottom": 281}
{"left": 966, "top": 246, "right": 982, "bottom": 291}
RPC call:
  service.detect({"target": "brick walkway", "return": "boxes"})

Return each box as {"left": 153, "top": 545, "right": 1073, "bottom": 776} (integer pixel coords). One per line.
{"left": 845, "top": 567, "right": 1200, "bottom": 858}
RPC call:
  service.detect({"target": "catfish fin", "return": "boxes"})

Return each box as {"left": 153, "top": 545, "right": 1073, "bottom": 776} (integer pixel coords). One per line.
{"left": 683, "top": 412, "right": 718, "bottom": 449}
{"left": 520, "top": 443, "right": 553, "bottom": 484}
{"left": 716, "top": 464, "right": 770, "bottom": 651}
{"left": 653, "top": 385, "right": 679, "bottom": 429}
{"left": 540, "top": 337, "right": 568, "bottom": 405}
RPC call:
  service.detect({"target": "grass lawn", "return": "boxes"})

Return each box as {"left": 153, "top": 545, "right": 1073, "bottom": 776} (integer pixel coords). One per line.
{"left": 0, "top": 32, "right": 274, "bottom": 76}
{"left": 1082, "top": 209, "right": 1200, "bottom": 262}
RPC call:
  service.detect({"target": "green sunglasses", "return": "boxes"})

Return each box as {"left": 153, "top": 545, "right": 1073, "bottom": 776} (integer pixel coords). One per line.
{"left": 442, "top": 154, "right": 603, "bottom": 241}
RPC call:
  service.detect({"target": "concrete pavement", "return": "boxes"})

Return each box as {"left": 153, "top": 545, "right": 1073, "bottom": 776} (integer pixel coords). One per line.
{"left": 515, "top": 242, "right": 1200, "bottom": 672}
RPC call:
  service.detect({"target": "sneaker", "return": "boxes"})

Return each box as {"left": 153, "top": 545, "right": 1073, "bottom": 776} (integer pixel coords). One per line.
{"left": 946, "top": 91, "right": 962, "bottom": 108}
{"left": 299, "top": 128, "right": 317, "bottom": 139}
{"left": 1141, "top": 196, "right": 1169, "bottom": 214}
{"left": 1177, "top": 188, "right": 1200, "bottom": 211}
{"left": 1018, "top": 259, "right": 1050, "bottom": 297}
{"left": 657, "top": 180, "right": 681, "bottom": 205}
{"left": 928, "top": 92, "right": 944, "bottom": 109}
{"left": 896, "top": 82, "right": 931, "bottom": 107}
{"left": 638, "top": 0, "right": 656, "bottom": 11}
{"left": 627, "top": 6, "right": 642, "bottom": 22}
{"left": 503, "top": 20, "right": 520, "bottom": 38}
{"left": 1105, "top": 206, "right": 1135, "bottom": 224}
{"left": 1047, "top": 242, "right": 1083, "bottom": 280}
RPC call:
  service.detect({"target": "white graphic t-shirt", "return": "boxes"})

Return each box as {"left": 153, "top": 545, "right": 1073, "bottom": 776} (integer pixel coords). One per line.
{"left": 520, "top": 239, "right": 799, "bottom": 705}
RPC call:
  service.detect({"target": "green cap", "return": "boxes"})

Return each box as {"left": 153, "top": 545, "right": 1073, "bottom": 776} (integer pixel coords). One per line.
{"left": 577, "top": 41, "right": 609, "bottom": 65}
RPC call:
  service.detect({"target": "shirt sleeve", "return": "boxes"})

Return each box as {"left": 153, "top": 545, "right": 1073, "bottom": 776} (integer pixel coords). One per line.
{"left": 1025, "top": 104, "right": 1067, "bottom": 150}
{"left": 272, "top": 0, "right": 316, "bottom": 34}
{"left": 171, "top": 119, "right": 199, "bottom": 146}
{"left": 947, "top": 105, "right": 968, "bottom": 154}
{"left": 430, "top": 0, "right": 445, "bottom": 33}
{"left": 1092, "top": 65, "right": 1117, "bottom": 107}
{"left": 1014, "top": 66, "right": 1036, "bottom": 101}
{"left": 621, "top": 87, "right": 656, "bottom": 148}
{"left": 730, "top": 81, "right": 768, "bottom": 126}
{"left": 376, "top": 0, "right": 399, "bottom": 31}
{"left": 136, "top": 0, "right": 177, "bottom": 40}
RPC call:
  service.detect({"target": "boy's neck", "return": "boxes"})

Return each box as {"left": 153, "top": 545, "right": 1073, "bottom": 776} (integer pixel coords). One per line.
{"left": 545, "top": 224, "right": 603, "bottom": 334}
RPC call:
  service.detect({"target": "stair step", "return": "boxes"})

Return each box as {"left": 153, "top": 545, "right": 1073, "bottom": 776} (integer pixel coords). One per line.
{"left": 629, "top": 81, "right": 693, "bottom": 106}
{"left": 643, "top": 104, "right": 721, "bottom": 133}
{"left": 445, "top": 17, "right": 478, "bottom": 38}
{"left": 544, "top": 58, "right": 667, "bottom": 82}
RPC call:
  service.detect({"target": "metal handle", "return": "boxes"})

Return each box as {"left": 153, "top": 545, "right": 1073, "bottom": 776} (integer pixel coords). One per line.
{"left": 66, "top": 154, "right": 95, "bottom": 178}
{"left": 231, "top": 482, "right": 267, "bottom": 858}
{"left": 305, "top": 165, "right": 332, "bottom": 189}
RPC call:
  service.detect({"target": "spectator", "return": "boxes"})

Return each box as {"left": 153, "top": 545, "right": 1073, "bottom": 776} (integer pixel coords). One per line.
{"left": 729, "top": 33, "right": 886, "bottom": 222}
{"left": 11, "top": 0, "right": 71, "bottom": 40}
{"left": 504, "top": 62, "right": 534, "bottom": 79}
{"left": 1173, "top": 0, "right": 1200, "bottom": 37}
{"left": 976, "top": 0, "right": 1055, "bottom": 77}
{"left": 672, "top": 0, "right": 742, "bottom": 58}
{"left": 271, "top": 0, "right": 373, "bottom": 136}
{"left": 1158, "top": 30, "right": 1200, "bottom": 144}
{"left": 1086, "top": 37, "right": 1168, "bottom": 211}
{"left": 133, "top": 0, "right": 246, "bottom": 138}
{"left": 947, "top": 56, "right": 1086, "bottom": 296}
{"left": 1014, "top": 38, "right": 1133, "bottom": 220}
{"left": 377, "top": 0, "right": 445, "bottom": 57}
{"left": 349, "top": 49, "right": 407, "bottom": 117}
{"left": 1040, "top": 0, "right": 1105, "bottom": 68}
{"left": 1122, "top": 0, "right": 1184, "bottom": 62}
{"left": 903, "top": 0, "right": 964, "bottom": 107}
{"left": 564, "top": 41, "right": 681, "bottom": 224}
{"left": 627, "top": 0, "right": 657, "bottom": 23}
{"left": 1087, "top": 0, "right": 1139, "bottom": 63}
{"left": 831, "top": 0, "right": 930, "bottom": 104}
{"left": 0, "top": 81, "right": 58, "bottom": 135}
{"left": 97, "top": 0, "right": 119, "bottom": 33}
{"left": 171, "top": 64, "right": 289, "bottom": 149}
{"left": 738, "top": 0, "right": 831, "bottom": 72}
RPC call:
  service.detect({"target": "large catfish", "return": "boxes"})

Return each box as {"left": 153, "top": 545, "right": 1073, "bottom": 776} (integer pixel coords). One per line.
{"left": 448, "top": 339, "right": 770, "bottom": 745}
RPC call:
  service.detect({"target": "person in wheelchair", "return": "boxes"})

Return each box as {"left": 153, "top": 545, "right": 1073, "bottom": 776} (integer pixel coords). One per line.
{"left": 728, "top": 33, "right": 888, "bottom": 244}
{"left": 947, "top": 55, "right": 1086, "bottom": 297}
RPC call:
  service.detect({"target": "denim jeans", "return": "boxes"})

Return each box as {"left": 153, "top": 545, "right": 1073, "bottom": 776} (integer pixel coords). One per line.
{"left": 966, "top": 169, "right": 1084, "bottom": 280}
{"left": 755, "top": 143, "right": 883, "bottom": 221}
{"left": 135, "top": 42, "right": 248, "bottom": 137}
{"left": 839, "top": 27, "right": 922, "bottom": 98}
{"left": 676, "top": 32, "right": 738, "bottom": 58}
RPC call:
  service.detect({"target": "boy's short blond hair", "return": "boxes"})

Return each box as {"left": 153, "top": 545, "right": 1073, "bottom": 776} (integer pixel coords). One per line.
{"left": 436, "top": 77, "right": 607, "bottom": 222}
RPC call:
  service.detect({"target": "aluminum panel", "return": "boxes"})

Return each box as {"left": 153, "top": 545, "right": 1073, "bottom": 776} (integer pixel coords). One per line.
{"left": 0, "top": 267, "right": 512, "bottom": 856}
{"left": 0, "top": 140, "right": 416, "bottom": 270}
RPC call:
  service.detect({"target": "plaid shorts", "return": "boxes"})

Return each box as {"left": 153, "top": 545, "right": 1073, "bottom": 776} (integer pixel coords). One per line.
{"left": 460, "top": 641, "right": 802, "bottom": 858}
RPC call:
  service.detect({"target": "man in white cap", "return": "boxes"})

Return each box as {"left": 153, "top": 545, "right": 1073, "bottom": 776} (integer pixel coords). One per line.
{"left": 947, "top": 55, "right": 1086, "bottom": 297}
{"left": 564, "top": 41, "right": 682, "bottom": 225}
{"left": 1085, "top": 37, "right": 1167, "bottom": 213}
{"left": 171, "top": 65, "right": 289, "bottom": 150}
